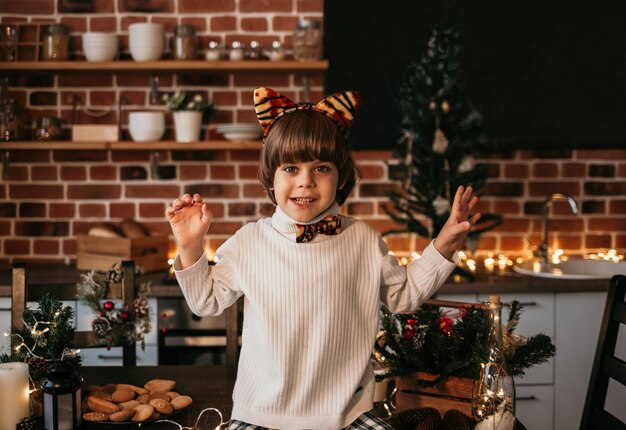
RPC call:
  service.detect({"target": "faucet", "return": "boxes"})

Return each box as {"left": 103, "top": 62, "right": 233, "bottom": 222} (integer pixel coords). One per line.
{"left": 536, "top": 193, "right": 578, "bottom": 263}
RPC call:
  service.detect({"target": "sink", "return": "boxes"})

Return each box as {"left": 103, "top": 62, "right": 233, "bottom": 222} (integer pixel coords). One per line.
{"left": 513, "top": 259, "right": 626, "bottom": 280}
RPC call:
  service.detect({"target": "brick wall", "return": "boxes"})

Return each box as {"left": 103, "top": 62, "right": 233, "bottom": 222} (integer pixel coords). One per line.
{"left": 2, "top": 1, "right": 626, "bottom": 265}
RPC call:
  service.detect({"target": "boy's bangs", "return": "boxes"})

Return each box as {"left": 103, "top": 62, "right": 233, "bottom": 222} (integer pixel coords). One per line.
{"left": 271, "top": 112, "right": 338, "bottom": 165}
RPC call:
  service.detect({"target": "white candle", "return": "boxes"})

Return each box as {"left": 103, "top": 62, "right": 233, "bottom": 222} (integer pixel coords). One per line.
{"left": 0, "top": 362, "right": 31, "bottom": 429}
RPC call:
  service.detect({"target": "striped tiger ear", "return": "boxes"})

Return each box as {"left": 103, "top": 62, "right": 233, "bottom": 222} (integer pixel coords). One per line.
{"left": 254, "top": 87, "right": 299, "bottom": 138}
{"left": 313, "top": 91, "right": 360, "bottom": 139}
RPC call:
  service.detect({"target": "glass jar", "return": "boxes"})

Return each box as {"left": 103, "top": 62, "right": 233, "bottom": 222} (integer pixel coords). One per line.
{"left": 173, "top": 25, "right": 197, "bottom": 60}
{"left": 247, "top": 40, "right": 263, "bottom": 60}
{"left": 205, "top": 41, "right": 223, "bottom": 61}
{"left": 472, "top": 295, "right": 516, "bottom": 430}
{"left": 35, "top": 117, "right": 63, "bottom": 141}
{"left": 229, "top": 41, "right": 245, "bottom": 61}
{"left": 0, "top": 103, "right": 19, "bottom": 141}
{"left": 293, "top": 19, "right": 322, "bottom": 61}
{"left": 268, "top": 40, "right": 285, "bottom": 61}
{"left": 43, "top": 24, "right": 70, "bottom": 61}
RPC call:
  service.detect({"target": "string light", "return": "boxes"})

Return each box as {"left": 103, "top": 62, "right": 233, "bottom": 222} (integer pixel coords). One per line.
{"left": 586, "top": 249, "right": 624, "bottom": 263}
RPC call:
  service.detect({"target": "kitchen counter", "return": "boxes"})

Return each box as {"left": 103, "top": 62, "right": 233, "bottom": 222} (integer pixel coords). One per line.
{"left": 0, "top": 263, "right": 612, "bottom": 299}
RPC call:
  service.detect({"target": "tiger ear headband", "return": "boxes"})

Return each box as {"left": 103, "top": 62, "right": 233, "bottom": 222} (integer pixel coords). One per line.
{"left": 253, "top": 87, "right": 360, "bottom": 141}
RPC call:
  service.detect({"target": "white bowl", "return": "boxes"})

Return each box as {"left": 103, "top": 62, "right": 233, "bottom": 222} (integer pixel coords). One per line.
{"left": 83, "top": 33, "right": 118, "bottom": 62}
{"left": 128, "top": 111, "right": 165, "bottom": 142}
{"left": 128, "top": 23, "right": 164, "bottom": 61}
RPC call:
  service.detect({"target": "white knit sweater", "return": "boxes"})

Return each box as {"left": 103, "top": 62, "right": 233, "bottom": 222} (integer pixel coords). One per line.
{"left": 175, "top": 203, "right": 457, "bottom": 430}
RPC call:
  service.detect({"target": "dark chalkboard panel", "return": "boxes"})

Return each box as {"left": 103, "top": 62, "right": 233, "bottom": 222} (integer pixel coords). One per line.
{"left": 324, "top": 0, "right": 626, "bottom": 149}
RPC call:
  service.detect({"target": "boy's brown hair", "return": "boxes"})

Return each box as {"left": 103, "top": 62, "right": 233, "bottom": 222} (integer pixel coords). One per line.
{"left": 257, "top": 109, "right": 359, "bottom": 206}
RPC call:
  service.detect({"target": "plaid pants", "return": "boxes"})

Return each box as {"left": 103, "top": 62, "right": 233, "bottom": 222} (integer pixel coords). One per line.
{"left": 227, "top": 411, "right": 394, "bottom": 430}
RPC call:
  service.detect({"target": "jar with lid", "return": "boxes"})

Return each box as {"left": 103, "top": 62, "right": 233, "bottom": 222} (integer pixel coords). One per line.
{"left": 293, "top": 19, "right": 322, "bottom": 61}
{"left": 0, "top": 103, "right": 18, "bottom": 141}
{"left": 247, "top": 40, "right": 263, "bottom": 60}
{"left": 173, "top": 25, "right": 197, "bottom": 60}
{"left": 205, "top": 41, "right": 223, "bottom": 61}
{"left": 43, "top": 24, "right": 70, "bottom": 61}
{"left": 229, "top": 41, "right": 245, "bottom": 61}
{"left": 268, "top": 40, "right": 285, "bottom": 61}
{"left": 35, "top": 117, "right": 63, "bottom": 141}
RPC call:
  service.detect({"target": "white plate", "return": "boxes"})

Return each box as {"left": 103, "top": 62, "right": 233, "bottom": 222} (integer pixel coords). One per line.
{"left": 223, "top": 132, "right": 263, "bottom": 141}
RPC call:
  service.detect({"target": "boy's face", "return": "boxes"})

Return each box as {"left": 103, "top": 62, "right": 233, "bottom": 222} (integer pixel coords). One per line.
{"left": 273, "top": 160, "right": 339, "bottom": 223}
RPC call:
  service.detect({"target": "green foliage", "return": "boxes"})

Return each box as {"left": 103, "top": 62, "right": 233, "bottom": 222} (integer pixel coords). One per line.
{"left": 162, "top": 90, "right": 216, "bottom": 117}
{"left": 385, "top": 25, "right": 501, "bottom": 240}
{"left": 0, "top": 293, "right": 82, "bottom": 382}
{"left": 375, "top": 300, "right": 556, "bottom": 386}
{"left": 76, "top": 268, "right": 152, "bottom": 350}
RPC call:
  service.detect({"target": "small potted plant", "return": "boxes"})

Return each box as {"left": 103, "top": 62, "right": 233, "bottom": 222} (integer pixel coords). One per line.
{"left": 162, "top": 91, "right": 215, "bottom": 142}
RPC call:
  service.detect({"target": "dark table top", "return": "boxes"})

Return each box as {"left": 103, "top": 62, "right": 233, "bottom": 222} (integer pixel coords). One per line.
{"left": 81, "top": 365, "right": 237, "bottom": 429}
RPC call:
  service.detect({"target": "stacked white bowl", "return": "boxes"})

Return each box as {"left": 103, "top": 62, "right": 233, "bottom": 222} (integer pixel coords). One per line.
{"left": 82, "top": 32, "right": 118, "bottom": 62}
{"left": 216, "top": 122, "right": 264, "bottom": 141}
{"left": 128, "top": 111, "right": 165, "bottom": 142}
{"left": 128, "top": 23, "right": 164, "bottom": 61}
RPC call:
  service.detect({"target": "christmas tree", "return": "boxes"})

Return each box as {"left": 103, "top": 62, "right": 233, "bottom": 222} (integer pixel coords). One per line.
{"left": 384, "top": 25, "right": 501, "bottom": 249}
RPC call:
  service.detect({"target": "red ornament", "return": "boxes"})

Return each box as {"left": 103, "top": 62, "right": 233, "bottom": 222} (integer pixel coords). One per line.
{"left": 403, "top": 328, "right": 416, "bottom": 340}
{"left": 437, "top": 316, "right": 454, "bottom": 337}
{"left": 161, "top": 327, "right": 168, "bottom": 334}
{"left": 407, "top": 318, "right": 418, "bottom": 326}
{"left": 103, "top": 301, "right": 115, "bottom": 311}
{"left": 119, "top": 311, "right": 130, "bottom": 320}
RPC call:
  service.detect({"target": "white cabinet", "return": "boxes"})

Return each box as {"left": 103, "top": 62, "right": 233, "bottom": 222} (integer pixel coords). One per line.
{"left": 516, "top": 385, "right": 554, "bottom": 430}
{"left": 0, "top": 298, "right": 11, "bottom": 355}
{"left": 554, "top": 292, "right": 606, "bottom": 430}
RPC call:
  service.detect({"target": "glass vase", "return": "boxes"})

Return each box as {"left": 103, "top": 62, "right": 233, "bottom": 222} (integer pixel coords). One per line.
{"left": 472, "top": 295, "right": 516, "bottom": 430}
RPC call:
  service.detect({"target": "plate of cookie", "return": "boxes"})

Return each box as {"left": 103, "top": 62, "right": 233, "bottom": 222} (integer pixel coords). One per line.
{"left": 83, "top": 378, "right": 193, "bottom": 425}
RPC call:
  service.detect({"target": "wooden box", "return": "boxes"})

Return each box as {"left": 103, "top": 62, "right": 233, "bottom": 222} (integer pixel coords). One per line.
{"left": 77, "top": 235, "right": 168, "bottom": 273}
{"left": 395, "top": 372, "right": 474, "bottom": 416}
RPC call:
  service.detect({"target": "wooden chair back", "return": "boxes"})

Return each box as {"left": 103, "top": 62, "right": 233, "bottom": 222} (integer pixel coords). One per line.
{"left": 11, "top": 261, "right": 137, "bottom": 367}
{"left": 580, "top": 274, "right": 626, "bottom": 430}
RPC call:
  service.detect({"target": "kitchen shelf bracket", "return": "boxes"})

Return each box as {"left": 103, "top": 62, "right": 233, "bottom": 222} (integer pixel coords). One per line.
{"left": 1, "top": 150, "right": 9, "bottom": 180}
{"left": 150, "top": 150, "right": 160, "bottom": 179}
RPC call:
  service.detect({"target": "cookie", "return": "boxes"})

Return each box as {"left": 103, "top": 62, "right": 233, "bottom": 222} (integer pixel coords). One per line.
{"left": 132, "top": 404, "right": 155, "bottom": 422}
{"left": 171, "top": 395, "right": 193, "bottom": 410}
{"left": 83, "top": 412, "right": 109, "bottom": 422}
{"left": 150, "top": 398, "right": 174, "bottom": 415}
{"left": 111, "top": 388, "right": 136, "bottom": 403}
{"left": 144, "top": 379, "right": 176, "bottom": 394}
{"left": 148, "top": 392, "right": 170, "bottom": 402}
{"left": 117, "top": 383, "right": 149, "bottom": 396}
{"left": 166, "top": 391, "right": 180, "bottom": 399}
{"left": 119, "top": 399, "right": 141, "bottom": 410}
{"left": 136, "top": 394, "right": 150, "bottom": 404}
{"left": 90, "top": 390, "right": 113, "bottom": 401}
{"left": 109, "top": 408, "right": 135, "bottom": 422}
{"left": 87, "top": 395, "right": 121, "bottom": 415}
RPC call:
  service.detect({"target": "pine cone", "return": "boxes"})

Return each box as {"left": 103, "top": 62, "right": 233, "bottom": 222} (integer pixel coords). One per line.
{"left": 28, "top": 355, "right": 49, "bottom": 374}
{"left": 443, "top": 409, "right": 473, "bottom": 430}
{"left": 16, "top": 416, "right": 39, "bottom": 430}
{"left": 92, "top": 318, "right": 110, "bottom": 337}
{"left": 106, "top": 267, "right": 124, "bottom": 284}
{"left": 389, "top": 407, "right": 441, "bottom": 430}
{"left": 132, "top": 298, "right": 149, "bottom": 316}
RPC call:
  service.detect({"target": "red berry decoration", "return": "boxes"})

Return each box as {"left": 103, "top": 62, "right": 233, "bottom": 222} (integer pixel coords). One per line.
{"left": 403, "top": 328, "right": 416, "bottom": 340}
{"left": 407, "top": 318, "right": 418, "bottom": 326}
{"left": 437, "top": 316, "right": 454, "bottom": 337}
{"left": 103, "top": 301, "right": 115, "bottom": 311}
{"left": 119, "top": 311, "right": 130, "bottom": 320}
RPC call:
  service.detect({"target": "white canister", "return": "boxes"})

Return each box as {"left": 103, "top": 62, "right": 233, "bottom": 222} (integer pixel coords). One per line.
{"left": 0, "top": 362, "right": 31, "bottom": 429}
{"left": 128, "top": 23, "right": 164, "bottom": 61}
{"left": 173, "top": 111, "right": 202, "bottom": 143}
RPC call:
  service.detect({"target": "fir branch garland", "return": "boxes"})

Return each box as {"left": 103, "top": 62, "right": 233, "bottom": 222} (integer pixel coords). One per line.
{"left": 0, "top": 293, "right": 82, "bottom": 385}
{"left": 76, "top": 265, "right": 152, "bottom": 350}
{"left": 374, "top": 300, "right": 556, "bottom": 386}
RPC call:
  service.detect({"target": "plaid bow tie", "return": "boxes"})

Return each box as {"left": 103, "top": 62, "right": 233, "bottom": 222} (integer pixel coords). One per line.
{"left": 296, "top": 216, "right": 342, "bottom": 243}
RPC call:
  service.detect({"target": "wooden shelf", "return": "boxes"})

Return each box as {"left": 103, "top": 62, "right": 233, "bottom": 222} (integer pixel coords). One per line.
{"left": 0, "top": 60, "right": 328, "bottom": 73}
{"left": 0, "top": 140, "right": 263, "bottom": 150}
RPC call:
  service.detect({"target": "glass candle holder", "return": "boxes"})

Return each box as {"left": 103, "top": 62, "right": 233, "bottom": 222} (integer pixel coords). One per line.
{"left": 43, "top": 24, "right": 70, "bottom": 61}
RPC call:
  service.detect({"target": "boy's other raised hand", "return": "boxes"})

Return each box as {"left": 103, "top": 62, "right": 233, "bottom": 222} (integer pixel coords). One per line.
{"left": 433, "top": 186, "right": 481, "bottom": 260}
{"left": 166, "top": 193, "right": 212, "bottom": 251}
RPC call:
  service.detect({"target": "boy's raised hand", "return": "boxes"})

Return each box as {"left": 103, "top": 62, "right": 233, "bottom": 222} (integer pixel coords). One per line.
{"left": 433, "top": 186, "right": 481, "bottom": 260}
{"left": 166, "top": 193, "right": 212, "bottom": 266}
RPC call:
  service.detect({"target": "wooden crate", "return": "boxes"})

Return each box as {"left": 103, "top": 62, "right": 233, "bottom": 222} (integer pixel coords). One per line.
{"left": 77, "top": 235, "right": 168, "bottom": 273}
{"left": 395, "top": 372, "right": 474, "bottom": 416}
